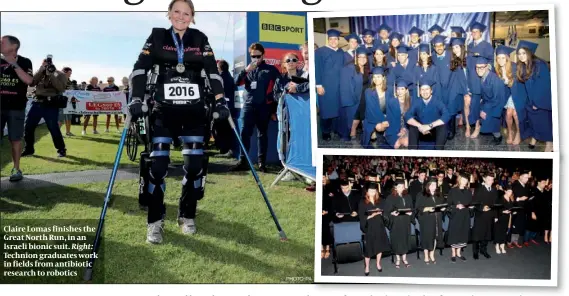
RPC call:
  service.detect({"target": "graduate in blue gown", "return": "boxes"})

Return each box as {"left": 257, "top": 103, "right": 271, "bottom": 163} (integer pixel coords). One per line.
{"left": 344, "top": 33, "right": 362, "bottom": 62}
{"left": 431, "top": 35, "right": 455, "bottom": 139}
{"left": 413, "top": 43, "right": 440, "bottom": 105}
{"left": 362, "top": 67, "right": 392, "bottom": 148}
{"left": 388, "top": 32, "right": 404, "bottom": 68}
{"left": 384, "top": 78, "right": 412, "bottom": 149}
{"left": 362, "top": 29, "right": 376, "bottom": 63}
{"left": 404, "top": 77, "right": 451, "bottom": 150}
{"left": 516, "top": 40, "right": 553, "bottom": 152}
{"left": 450, "top": 26, "right": 466, "bottom": 39}
{"left": 494, "top": 45, "right": 531, "bottom": 146}
{"left": 466, "top": 21, "right": 494, "bottom": 139}
{"left": 392, "top": 45, "right": 418, "bottom": 100}
{"left": 407, "top": 27, "right": 424, "bottom": 67}
{"left": 339, "top": 47, "right": 367, "bottom": 141}
{"left": 446, "top": 37, "right": 469, "bottom": 140}
{"left": 315, "top": 29, "right": 345, "bottom": 141}
{"left": 428, "top": 24, "right": 445, "bottom": 55}
{"left": 474, "top": 55, "right": 507, "bottom": 145}
{"left": 375, "top": 24, "right": 393, "bottom": 46}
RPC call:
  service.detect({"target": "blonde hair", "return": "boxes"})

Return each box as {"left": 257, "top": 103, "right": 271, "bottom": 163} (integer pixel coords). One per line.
{"left": 495, "top": 54, "right": 514, "bottom": 88}
{"left": 168, "top": 0, "right": 196, "bottom": 24}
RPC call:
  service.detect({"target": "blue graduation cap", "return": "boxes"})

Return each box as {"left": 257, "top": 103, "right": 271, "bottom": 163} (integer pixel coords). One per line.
{"left": 362, "top": 29, "right": 375, "bottom": 37}
{"left": 355, "top": 46, "right": 369, "bottom": 56}
{"left": 428, "top": 24, "right": 445, "bottom": 34}
{"left": 408, "top": 26, "right": 425, "bottom": 36}
{"left": 516, "top": 40, "right": 539, "bottom": 55}
{"left": 473, "top": 55, "right": 492, "bottom": 65}
{"left": 372, "top": 43, "right": 390, "bottom": 54}
{"left": 431, "top": 35, "right": 447, "bottom": 45}
{"left": 450, "top": 37, "right": 466, "bottom": 47}
{"left": 377, "top": 24, "right": 392, "bottom": 33}
{"left": 389, "top": 32, "right": 404, "bottom": 41}
{"left": 327, "top": 29, "right": 341, "bottom": 38}
{"left": 450, "top": 26, "right": 466, "bottom": 36}
{"left": 470, "top": 21, "right": 487, "bottom": 32}
{"left": 419, "top": 43, "right": 431, "bottom": 53}
{"left": 371, "top": 66, "right": 387, "bottom": 75}
{"left": 344, "top": 33, "right": 361, "bottom": 43}
{"left": 418, "top": 77, "right": 436, "bottom": 87}
{"left": 495, "top": 45, "right": 515, "bottom": 56}
{"left": 396, "top": 78, "right": 412, "bottom": 88}
{"left": 396, "top": 45, "right": 411, "bottom": 54}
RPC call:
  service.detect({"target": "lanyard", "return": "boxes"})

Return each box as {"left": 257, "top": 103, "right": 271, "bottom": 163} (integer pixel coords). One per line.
{"left": 171, "top": 29, "right": 186, "bottom": 74}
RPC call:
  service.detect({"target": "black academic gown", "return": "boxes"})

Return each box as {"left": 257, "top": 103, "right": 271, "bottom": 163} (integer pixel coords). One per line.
{"left": 446, "top": 187, "right": 473, "bottom": 246}
{"left": 415, "top": 193, "right": 446, "bottom": 250}
{"left": 494, "top": 193, "right": 514, "bottom": 244}
{"left": 471, "top": 185, "right": 497, "bottom": 242}
{"left": 408, "top": 179, "right": 425, "bottom": 207}
{"left": 331, "top": 189, "right": 362, "bottom": 223}
{"left": 511, "top": 181, "right": 530, "bottom": 235}
{"left": 321, "top": 184, "right": 335, "bottom": 246}
{"left": 383, "top": 194, "right": 414, "bottom": 255}
{"left": 359, "top": 199, "right": 392, "bottom": 257}
{"left": 527, "top": 187, "right": 546, "bottom": 232}
{"left": 542, "top": 189, "right": 553, "bottom": 231}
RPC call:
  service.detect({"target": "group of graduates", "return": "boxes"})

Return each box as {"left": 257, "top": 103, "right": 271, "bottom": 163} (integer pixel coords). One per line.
{"left": 321, "top": 156, "right": 553, "bottom": 276}
{"left": 314, "top": 20, "right": 553, "bottom": 151}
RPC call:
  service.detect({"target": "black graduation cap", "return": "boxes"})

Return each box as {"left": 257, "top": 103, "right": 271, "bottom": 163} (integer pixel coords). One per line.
{"left": 535, "top": 174, "right": 549, "bottom": 182}
{"left": 458, "top": 171, "right": 471, "bottom": 180}
{"left": 503, "top": 184, "right": 514, "bottom": 191}
{"left": 365, "top": 181, "right": 379, "bottom": 191}
{"left": 521, "top": 170, "right": 531, "bottom": 176}
{"left": 339, "top": 179, "right": 350, "bottom": 186}
{"left": 482, "top": 171, "right": 496, "bottom": 178}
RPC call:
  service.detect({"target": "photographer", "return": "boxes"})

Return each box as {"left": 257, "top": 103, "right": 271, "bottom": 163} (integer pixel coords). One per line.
{"left": 22, "top": 55, "right": 68, "bottom": 157}
{"left": 60, "top": 67, "right": 77, "bottom": 136}
{"left": 1, "top": 35, "right": 33, "bottom": 182}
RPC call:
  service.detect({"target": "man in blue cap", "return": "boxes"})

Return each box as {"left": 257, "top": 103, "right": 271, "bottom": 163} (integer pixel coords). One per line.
{"left": 428, "top": 24, "right": 445, "bottom": 38}
{"left": 465, "top": 21, "right": 494, "bottom": 139}
{"left": 315, "top": 29, "right": 345, "bottom": 141}
{"left": 376, "top": 24, "right": 392, "bottom": 46}
{"left": 392, "top": 45, "right": 417, "bottom": 99}
{"left": 407, "top": 26, "right": 424, "bottom": 66}
{"left": 343, "top": 33, "right": 361, "bottom": 61}
{"left": 432, "top": 35, "right": 454, "bottom": 139}
{"left": 450, "top": 26, "right": 466, "bottom": 38}
{"left": 474, "top": 55, "right": 506, "bottom": 145}
{"left": 404, "top": 77, "right": 450, "bottom": 150}
{"left": 362, "top": 29, "right": 376, "bottom": 51}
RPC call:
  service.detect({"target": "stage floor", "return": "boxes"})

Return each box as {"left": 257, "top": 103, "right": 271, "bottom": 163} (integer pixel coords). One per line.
{"left": 320, "top": 241, "right": 552, "bottom": 279}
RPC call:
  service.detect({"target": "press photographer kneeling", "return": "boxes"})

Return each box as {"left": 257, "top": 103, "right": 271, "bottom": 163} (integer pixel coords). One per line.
{"left": 22, "top": 55, "right": 68, "bottom": 157}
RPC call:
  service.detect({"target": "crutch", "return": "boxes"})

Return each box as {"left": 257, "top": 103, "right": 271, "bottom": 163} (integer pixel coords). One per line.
{"left": 213, "top": 111, "right": 288, "bottom": 241}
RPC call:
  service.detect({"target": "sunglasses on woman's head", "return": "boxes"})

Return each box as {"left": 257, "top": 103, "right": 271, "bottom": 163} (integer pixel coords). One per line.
{"left": 251, "top": 55, "right": 262, "bottom": 59}
{"left": 286, "top": 58, "right": 298, "bottom": 63}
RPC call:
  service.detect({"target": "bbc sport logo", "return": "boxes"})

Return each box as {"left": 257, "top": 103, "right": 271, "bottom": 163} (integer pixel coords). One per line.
{"left": 261, "top": 23, "right": 305, "bottom": 34}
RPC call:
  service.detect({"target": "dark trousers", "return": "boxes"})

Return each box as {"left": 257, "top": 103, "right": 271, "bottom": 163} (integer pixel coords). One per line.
{"left": 320, "top": 117, "right": 336, "bottom": 136}
{"left": 23, "top": 102, "right": 66, "bottom": 152}
{"left": 146, "top": 104, "right": 207, "bottom": 224}
{"left": 473, "top": 240, "right": 489, "bottom": 255}
{"left": 212, "top": 109, "right": 239, "bottom": 155}
{"left": 524, "top": 231, "right": 538, "bottom": 242}
{"left": 240, "top": 105, "right": 270, "bottom": 164}
{"left": 408, "top": 124, "right": 447, "bottom": 150}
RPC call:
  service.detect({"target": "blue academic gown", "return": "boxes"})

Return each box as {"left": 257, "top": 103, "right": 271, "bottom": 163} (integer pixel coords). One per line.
{"left": 344, "top": 50, "right": 355, "bottom": 65}
{"left": 384, "top": 95, "right": 406, "bottom": 148}
{"left": 433, "top": 51, "right": 452, "bottom": 108}
{"left": 408, "top": 44, "right": 420, "bottom": 67}
{"left": 446, "top": 66, "right": 468, "bottom": 117}
{"left": 315, "top": 46, "right": 344, "bottom": 131}
{"left": 339, "top": 63, "right": 363, "bottom": 141}
{"left": 466, "top": 40, "right": 494, "bottom": 124}
{"left": 479, "top": 71, "right": 507, "bottom": 134}
{"left": 413, "top": 65, "right": 440, "bottom": 100}
{"left": 404, "top": 94, "right": 451, "bottom": 127}
{"left": 361, "top": 88, "right": 389, "bottom": 148}
{"left": 387, "top": 53, "right": 398, "bottom": 69}
{"left": 524, "top": 60, "right": 553, "bottom": 142}
{"left": 392, "top": 62, "right": 418, "bottom": 99}
{"left": 501, "top": 63, "right": 532, "bottom": 140}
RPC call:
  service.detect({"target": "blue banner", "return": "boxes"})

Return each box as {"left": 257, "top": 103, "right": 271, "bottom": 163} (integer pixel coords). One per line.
{"left": 349, "top": 12, "right": 491, "bottom": 44}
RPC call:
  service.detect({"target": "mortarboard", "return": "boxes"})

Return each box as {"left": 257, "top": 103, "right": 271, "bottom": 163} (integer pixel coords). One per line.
{"left": 395, "top": 78, "right": 412, "bottom": 88}
{"left": 470, "top": 21, "right": 487, "bottom": 32}
{"left": 366, "top": 182, "right": 379, "bottom": 191}
{"left": 535, "top": 174, "right": 549, "bottom": 182}
{"left": 362, "top": 29, "right": 376, "bottom": 37}
{"left": 418, "top": 43, "right": 431, "bottom": 53}
{"left": 418, "top": 77, "right": 436, "bottom": 88}
{"left": 371, "top": 66, "right": 387, "bottom": 75}
{"left": 355, "top": 46, "right": 368, "bottom": 56}
{"left": 459, "top": 171, "right": 471, "bottom": 180}
{"left": 377, "top": 24, "right": 393, "bottom": 33}
{"left": 326, "top": 29, "right": 341, "bottom": 38}
{"left": 396, "top": 45, "right": 411, "bottom": 54}
{"left": 516, "top": 40, "right": 539, "bottom": 55}
{"left": 389, "top": 32, "right": 404, "bottom": 41}
{"left": 495, "top": 45, "right": 515, "bottom": 57}
{"left": 344, "top": 33, "right": 362, "bottom": 43}
{"left": 373, "top": 43, "right": 390, "bottom": 54}
{"left": 431, "top": 35, "right": 447, "bottom": 45}
{"left": 450, "top": 37, "right": 466, "bottom": 47}
{"left": 520, "top": 170, "right": 531, "bottom": 176}
{"left": 473, "top": 55, "right": 492, "bottom": 65}
{"left": 428, "top": 24, "right": 445, "bottom": 34}
{"left": 408, "top": 26, "right": 424, "bottom": 36}
{"left": 450, "top": 26, "right": 466, "bottom": 36}
{"left": 339, "top": 179, "right": 350, "bottom": 186}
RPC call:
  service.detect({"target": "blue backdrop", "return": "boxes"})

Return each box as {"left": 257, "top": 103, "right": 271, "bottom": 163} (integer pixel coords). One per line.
{"left": 349, "top": 12, "right": 491, "bottom": 44}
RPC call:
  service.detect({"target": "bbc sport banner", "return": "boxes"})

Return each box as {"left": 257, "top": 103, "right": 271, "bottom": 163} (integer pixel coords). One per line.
{"left": 62, "top": 90, "right": 127, "bottom": 115}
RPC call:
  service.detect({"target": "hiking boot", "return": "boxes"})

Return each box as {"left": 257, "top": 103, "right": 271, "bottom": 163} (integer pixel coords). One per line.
{"left": 146, "top": 220, "right": 164, "bottom": 244}
{"left": 57, "top": 150, "right": 67, "bottom": 157}
{"left": 9, "top": 168, "right": 23, "bottom": 182}
{"left": 178, "top": 218, "right": 196, "bottom": 235}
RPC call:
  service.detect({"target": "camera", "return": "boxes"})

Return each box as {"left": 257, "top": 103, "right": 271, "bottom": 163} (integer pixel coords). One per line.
{"left": 46, "top": 54, "right": 56, "bottom": 73}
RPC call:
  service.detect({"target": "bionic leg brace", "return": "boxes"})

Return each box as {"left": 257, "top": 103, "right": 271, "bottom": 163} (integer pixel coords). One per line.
{"left": 147, "top": 136, "right": 172, "bottom": 224}
{"left": 179, "top": 135, "right": 209, "bottom": 219}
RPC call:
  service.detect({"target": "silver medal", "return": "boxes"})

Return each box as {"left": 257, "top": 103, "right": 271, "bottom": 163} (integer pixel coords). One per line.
{"left": 176, "top": 63, "right": 185, "bottom": 73}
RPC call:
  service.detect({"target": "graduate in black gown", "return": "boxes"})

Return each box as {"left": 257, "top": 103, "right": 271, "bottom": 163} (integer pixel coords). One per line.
{"left": 408, "top": 169, "right": 427, "bottom": 207}
{"left": 383, "top": 177, "right": 414, "bottom": 268}
{"left": 510, "top": 170, "right": 531, "bottom": 248}
{"left": 543, "top": 180, "right": 553, "bottom": 244}
{"left": 331, "top": 179, "right": 362, "bottom": 223}
{"left": 493, "top": 184, "right": 514, "bottom": 255}
{"left": 527, "top": 175, "right": 549, "bottom": 245}
{"left": 471, "top": 172, "right": 498, "bottom": 260}
{"left": 321, "top": 174, "right": 334, "bottom": 259}
{"left": 436, "top": 170, "right": 450, "bottom": 198}
{"left": 359, "top": 182, "right": 391, "bottom": 275}
{"left": 415, "top": 177, "right": 446, "bottom": 264}
{"left": 446, "top": 171, "right": 473, "bottom": 262}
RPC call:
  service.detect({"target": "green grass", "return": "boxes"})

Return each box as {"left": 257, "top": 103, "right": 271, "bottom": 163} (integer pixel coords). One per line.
{"left": 1, "top": 118, "right": 316, "bottom": 284}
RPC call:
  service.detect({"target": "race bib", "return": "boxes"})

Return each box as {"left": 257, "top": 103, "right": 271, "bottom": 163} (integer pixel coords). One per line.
{"left": 251, "top": 81, "right": 257, "bottom": 90}
{"left": 164, "top": 83, "right": 200, "bottom": 101}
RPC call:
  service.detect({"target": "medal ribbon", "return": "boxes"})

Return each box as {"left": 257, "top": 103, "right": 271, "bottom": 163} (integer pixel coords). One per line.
{"left": 171, "top": 29, "right": 184, "bottom": 66}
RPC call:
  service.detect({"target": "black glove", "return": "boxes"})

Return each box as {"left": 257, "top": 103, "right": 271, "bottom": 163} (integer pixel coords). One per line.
{"left": 213, "top": 99, "right": 230, "bottom": 121}
{"left": 128, "top": 98, "right": 144, "bottom": 121}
